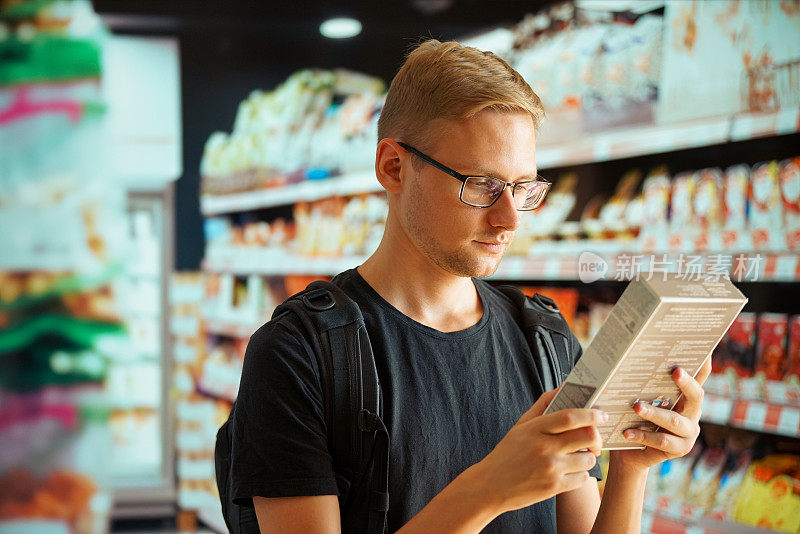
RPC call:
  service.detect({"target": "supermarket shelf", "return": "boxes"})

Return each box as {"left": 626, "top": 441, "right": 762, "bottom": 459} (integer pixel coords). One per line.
{"left": 198, "top": 107, "right": 800, "bottom": 215}
{"left": 203, "top": 246, "right": 800, "bottom": 282}
{"left": 538, "top": 106, "right": 800, "bottom": 169}
{"left": 200, "top": 170, "right": 379, "bottom": 216}
{"left": 701, "top": 392, "right": 800, "bottom": 438}
{"left": 643, "top": 508, "right": 777, "bottom": 534}
{"left": 203, "top": 247, "right": 368, "bottom": 276}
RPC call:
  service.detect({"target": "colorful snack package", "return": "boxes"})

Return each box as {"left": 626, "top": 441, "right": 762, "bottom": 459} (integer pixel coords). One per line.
{"left": 734, "top": 455, "right": 800, "bottom": 533}
{"left": 749, "top": 160, "right": 784, "bottom": 251}
{"left": 722, "top": 164, "right": 751, "bottom": 250}
{"left": 668, "top": 171, "right": 696, "bottom": 252}
{"left": 785, "top": 315, "right": 800, "bottom": 384}
{"left": 708, "top": 447, "right": 754, "bottom": 521}
{"left": 779, "top": 157, "right": 800, "bottom": 250}
{"left": 755, "top": 313, "right": 789, "bottom": 382}
{"left": 693, "top": 167, "right": 725, "bottom": 251}
{"left": 720, "top": 312, "right": 758, "bottom": 378}
{"left": 684, "top": 445, "right": 727, "bottom": 516}
{"left": 640, "top": 166, "right": 671, "bottom": 252}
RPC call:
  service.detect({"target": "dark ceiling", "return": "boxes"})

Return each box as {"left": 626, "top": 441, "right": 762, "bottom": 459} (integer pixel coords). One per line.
{"left": 93, "top": 0, "right": 555, "bottom": 82}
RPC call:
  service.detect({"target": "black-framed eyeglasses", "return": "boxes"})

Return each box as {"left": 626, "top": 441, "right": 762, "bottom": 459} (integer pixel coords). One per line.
{"left": 397, "top": 141, "right": 551, "bottom": 211}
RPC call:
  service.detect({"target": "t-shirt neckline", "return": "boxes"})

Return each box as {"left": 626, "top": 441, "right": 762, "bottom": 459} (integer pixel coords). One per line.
{"left": 345, "top": 268, "right": 492, "bottom": 340}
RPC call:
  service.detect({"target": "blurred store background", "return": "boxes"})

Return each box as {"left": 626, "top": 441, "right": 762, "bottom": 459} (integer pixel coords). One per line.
{"left": 1, "top": 0, "right": 799, "bottom": 533}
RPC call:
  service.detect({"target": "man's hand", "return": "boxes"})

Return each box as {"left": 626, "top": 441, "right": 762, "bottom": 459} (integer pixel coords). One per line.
{"left": 613, "top": 358, "right": 711, "bottom": 472}
{"left": 472, "top": 388, "right": 606, "bottom": 515}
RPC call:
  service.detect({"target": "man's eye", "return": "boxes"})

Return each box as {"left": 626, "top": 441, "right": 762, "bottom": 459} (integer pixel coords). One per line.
{"left": 478, "top": 180, "right": 502, "bottom": 192}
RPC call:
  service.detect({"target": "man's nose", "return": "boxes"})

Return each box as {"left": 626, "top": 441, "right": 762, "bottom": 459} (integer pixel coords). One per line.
{"left": 488, "top": 186, "right": 521, "bottom": 231}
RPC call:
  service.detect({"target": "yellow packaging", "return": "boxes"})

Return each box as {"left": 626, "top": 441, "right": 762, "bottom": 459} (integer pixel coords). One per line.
{"left": 733, "top": 457, "right": 800, "bottom": 533}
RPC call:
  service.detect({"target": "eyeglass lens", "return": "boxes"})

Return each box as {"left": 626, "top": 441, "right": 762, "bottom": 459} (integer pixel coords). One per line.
{"left": 462, "top": 177, "right": 548, "bottom": 210}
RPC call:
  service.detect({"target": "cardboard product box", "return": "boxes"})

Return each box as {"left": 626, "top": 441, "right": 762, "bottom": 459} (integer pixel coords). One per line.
{"left": 755, "top": 313, "right": 789, "bottom": 382}
{"left": 544, "top": 273, "right": 747, "bottom": 449}
{"left": 787, "top": 316, "right": 800, "bottom": 383}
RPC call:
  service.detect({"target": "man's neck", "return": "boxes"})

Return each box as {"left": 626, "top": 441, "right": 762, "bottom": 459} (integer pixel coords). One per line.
{"left": 357, "top": 219, "right": 484, "bottom": 333}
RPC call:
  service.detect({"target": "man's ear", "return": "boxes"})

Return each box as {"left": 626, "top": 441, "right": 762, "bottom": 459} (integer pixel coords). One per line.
{"left": 375, "top": 138, "right": 406, "bottom": 194}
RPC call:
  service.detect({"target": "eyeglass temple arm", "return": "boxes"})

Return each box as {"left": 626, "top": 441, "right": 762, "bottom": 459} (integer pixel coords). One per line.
{"left": 396, "top": 142, "right": 468, "bottom": 184}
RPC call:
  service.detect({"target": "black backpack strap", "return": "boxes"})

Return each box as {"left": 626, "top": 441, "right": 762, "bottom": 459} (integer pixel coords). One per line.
{"left": 274, "top": 280, "right": 389, "bottom": 533}
{"left": 495, "top": 285, "right": 578, "bottom": 392}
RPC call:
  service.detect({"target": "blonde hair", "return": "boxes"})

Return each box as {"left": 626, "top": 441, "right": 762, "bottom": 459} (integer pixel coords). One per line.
{"left": 377, "top": 39, "right": 544, "bottom": 152}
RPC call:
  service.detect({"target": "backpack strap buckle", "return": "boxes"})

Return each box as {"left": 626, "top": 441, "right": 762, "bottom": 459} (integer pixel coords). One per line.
{"left": 301, "top": 288, "right": 336, "bottom": 311}
{"left": 358, "top": 409, "right": 381, "bottom": 432}
{"left": 533, "top": 293, "right": 559, "bottom": 312}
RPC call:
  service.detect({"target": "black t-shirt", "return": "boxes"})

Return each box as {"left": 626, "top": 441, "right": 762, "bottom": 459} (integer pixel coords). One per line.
{"left": 230, "top": 268, "right": 601, "bottom": 532}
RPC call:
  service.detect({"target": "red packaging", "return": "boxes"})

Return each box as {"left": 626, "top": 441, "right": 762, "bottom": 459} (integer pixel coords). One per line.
{"left": 786, "top": 316, "right": 800, "bottom": 381}
{"left": 718, "top": 313, "right": 757, "bottom": 377}
{"left": 755, "top": 314, "right": 789, "bottom": 381}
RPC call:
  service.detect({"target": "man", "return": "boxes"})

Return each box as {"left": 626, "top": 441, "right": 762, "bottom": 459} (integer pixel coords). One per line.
{"left": 230, "top": 40, "right": 707, "bottom": 533}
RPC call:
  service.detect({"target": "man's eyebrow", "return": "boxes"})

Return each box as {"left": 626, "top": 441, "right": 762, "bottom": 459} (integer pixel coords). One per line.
{"left": 468, "top": 165, "right": 540, "bottom": 182}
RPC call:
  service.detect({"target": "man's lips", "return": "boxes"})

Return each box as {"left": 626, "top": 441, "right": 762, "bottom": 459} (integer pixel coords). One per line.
{"left": 474, "top": 239, "right": 509, "bottom": 253}
{"left": 475, "top": 238, "right": 510, "bottom": 246}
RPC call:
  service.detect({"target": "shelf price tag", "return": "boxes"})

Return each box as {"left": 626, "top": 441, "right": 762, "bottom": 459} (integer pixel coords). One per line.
{"left": 744, "top": 401, "right": 768, "bottom": 431}
{"left": 778, "top": 407, "right": 800, "bottom": 436}
{"left": 701, "top": 395, "right": 732, "bottom": 424}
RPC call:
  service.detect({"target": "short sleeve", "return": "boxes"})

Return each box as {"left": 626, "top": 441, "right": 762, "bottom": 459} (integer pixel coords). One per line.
{"left": 229, "top": 319, "right": 338, "bottom": 506}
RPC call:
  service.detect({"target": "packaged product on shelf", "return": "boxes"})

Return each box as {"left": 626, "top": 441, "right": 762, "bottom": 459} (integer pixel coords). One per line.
{"left": 749, "top": 160, "right": 785, "bottom": 251}
{"left": 316, "top": 197, "right": 346, "bottom": 258}
{"left": 722, "top": 164, "right": 750, "bottom": 250}
{"left": 692, "top": 167, "right": 725, "bottom": 252}
{"left": 623, "top": 191, "right": 644, "bottom": 241}
{"left": 683, "top": 445, "right": 727, "bottom": 517}
{"left": 597, "top": 169, "right": 641, "bottom": 240}
{"left": 200, "top": 69, "right": 385, "bottom": 196}
{"left": 787, "top": 315, "right": 800, "bottom": 384}
{"left": 649, "top": 441, "right": 703, "bottom": 515}
{"left": 713, "top": 312, "right": 757, "bottom": 379}
{"left": 580, "top": 194, "right": 608, "bottom": 241}
{"left": 733, "top": 454, "right": 800, "bottom": 533}
{"left": 755, "top": 313, "right": 789, "bottom": 382}
{"left": 707, "top": 436, "right": 755, "bottom": 522}
{"left": 639, "top": 167, "right": 671, "bottom": 253}
{"left": 0, "top": 469, "right": 105, "bottom": 529}
{"left": 544, "top": 273, "right": 747, "bottom": 449}
{"left": 668, "top": 171, "right": 697, "bottom": 252}
{"left": 779, "top": 157, "right": 800, "bottom": 250}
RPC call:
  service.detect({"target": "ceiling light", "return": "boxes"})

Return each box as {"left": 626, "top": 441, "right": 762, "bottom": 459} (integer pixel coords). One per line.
{"left": 319, "top": 17, "right": 362, "bottom": 39}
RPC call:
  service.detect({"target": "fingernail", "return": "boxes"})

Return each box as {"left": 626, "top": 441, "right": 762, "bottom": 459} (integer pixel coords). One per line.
{"left": 601, "top": 411, "right": 609, "bottom": 423}
{"left": 624, "top": 429, "right": 639, "bottom": 441}
{"left": 674, "top": 367, "right": 684, "bottom": 379}
{"left": 636, "top": 402, "right": 649, "bottom": 414}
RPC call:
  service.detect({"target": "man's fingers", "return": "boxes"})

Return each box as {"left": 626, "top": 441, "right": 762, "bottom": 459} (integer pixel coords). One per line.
{"left": 519, "top": 388, "right": 560, "bottom": 424}
{"left": 672, "top": 366, "right": 705, "bottom": 419}
{"left": 694, "top": 358, "right": 712, "bottom": 387}
{"left": 622, "top": 429, "right": 692, "bottom": 456}
{"left": 633, "top": 403, "right": 698, "bottom": 439}
{"left": 539, "top": 408, "right": 608, "bottom": 434}
{"left": 562, "top": 450, "right": 598, "bottom": 475}
{"left": 555, "top": 426, "right": 604, "bottom": 455}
